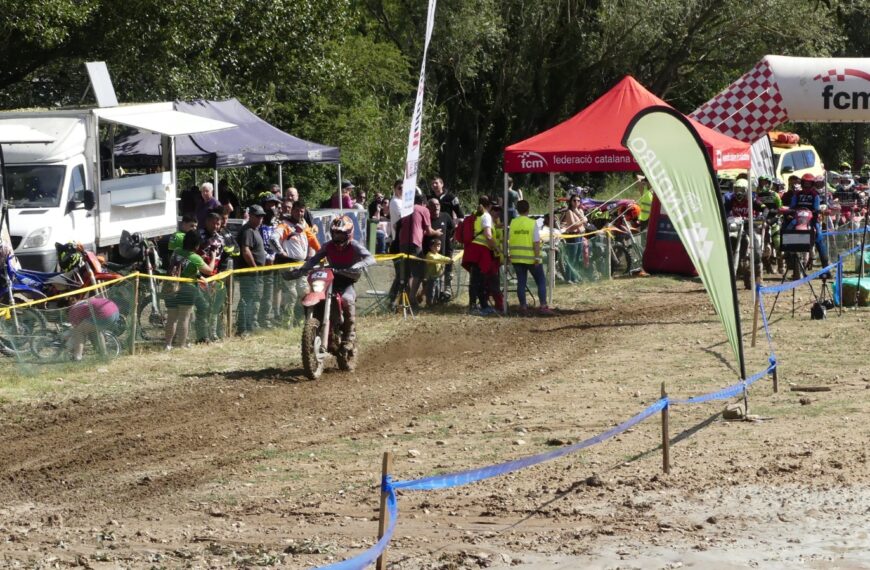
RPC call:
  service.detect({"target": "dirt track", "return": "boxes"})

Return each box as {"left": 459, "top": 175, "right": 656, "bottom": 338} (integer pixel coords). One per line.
{"left": 0, "top": 278, "right": 868, "bottom": 569}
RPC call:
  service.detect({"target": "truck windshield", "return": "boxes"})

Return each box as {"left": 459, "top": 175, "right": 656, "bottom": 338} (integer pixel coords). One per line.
{"left": 3, "top": 165, "right": 65, "bottom": 209}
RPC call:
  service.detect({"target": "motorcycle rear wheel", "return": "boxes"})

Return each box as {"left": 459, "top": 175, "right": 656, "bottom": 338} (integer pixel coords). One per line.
{"left": 301, "top": 316, "right": 325, "bottom": 380}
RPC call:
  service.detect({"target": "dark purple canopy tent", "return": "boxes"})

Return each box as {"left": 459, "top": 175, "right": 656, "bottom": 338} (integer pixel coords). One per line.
{"left": 114, "top": 98, "right": 340, "bottom": 169}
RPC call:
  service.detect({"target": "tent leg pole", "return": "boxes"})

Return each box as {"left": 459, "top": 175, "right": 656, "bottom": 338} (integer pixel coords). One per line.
{"left": 548, "top": 173, "right": 555, "bottom": 306}
{"left": 503, "top": 173, "right": 509, "bottom": 314}
{"left": 337, "top": 163, "right": 343, "bottom": 214}
{"left": 214, "top": 169, "right": 219, "bottom": 201}
{"left": 278, "top": 163, "right": 283, "bottom": 193}
{"left": 748, "top": 170, "right": 756, "bottom": 308}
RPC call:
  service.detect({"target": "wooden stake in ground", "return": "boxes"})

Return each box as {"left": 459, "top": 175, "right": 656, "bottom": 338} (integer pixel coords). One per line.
{"left": 376, "top": 451, "right": 393, "bottom": 570}
{"left": 772, "top": 365, "right": 778, "bottom": 393}
{"left": 661, "top": 382, "right": 670, "bottom": 474}
{"left": 226, "top": 272, "right": 234, "bottom": 336}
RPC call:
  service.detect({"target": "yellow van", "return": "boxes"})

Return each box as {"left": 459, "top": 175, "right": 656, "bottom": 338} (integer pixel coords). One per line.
{"left": 769, "top": 132, "right": 825, "bottom": 183}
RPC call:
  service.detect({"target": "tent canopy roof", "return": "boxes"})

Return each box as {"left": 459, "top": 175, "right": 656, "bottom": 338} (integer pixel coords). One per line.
{"left": 503, "top": 76, "right": 750, "bottom": 173}
{"left": 114, "top": 98, "right": 339, "bottom": 169}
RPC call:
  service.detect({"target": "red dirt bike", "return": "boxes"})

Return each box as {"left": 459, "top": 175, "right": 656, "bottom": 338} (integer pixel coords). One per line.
{"left": 298, "top": 267, "right": 358, "bottom": 380}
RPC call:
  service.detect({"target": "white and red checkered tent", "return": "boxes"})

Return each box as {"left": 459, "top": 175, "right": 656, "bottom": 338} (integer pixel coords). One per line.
{"left": 691, "top": 55, "right": 870, "bottom": 143}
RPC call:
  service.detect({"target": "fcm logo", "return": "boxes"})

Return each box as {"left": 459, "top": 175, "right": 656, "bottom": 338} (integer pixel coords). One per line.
{"left": 813, "top": 68, "right": 870, "bottom": 110}
{"left": 518, "top": 151, "right": 548, "bottom": 170}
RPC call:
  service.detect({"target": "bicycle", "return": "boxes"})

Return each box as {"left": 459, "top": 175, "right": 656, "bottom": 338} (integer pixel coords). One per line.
{"left": 30, "top": 323, "right": 122, "bottom": 362}
{"left": 0, "top": 307, "right": 48, "bottom": 359}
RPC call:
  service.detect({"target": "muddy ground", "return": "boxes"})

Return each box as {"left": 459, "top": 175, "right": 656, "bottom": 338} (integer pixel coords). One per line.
{"left": 0, "top": 276, "right": 868, "bottom": 569}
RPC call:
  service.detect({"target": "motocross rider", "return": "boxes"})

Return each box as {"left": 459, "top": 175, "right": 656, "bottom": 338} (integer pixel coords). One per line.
{"left": 286, "top": 216, "right": 375, "bottom": 351}
{"left": 726, "top": 178, "right": 765, "bottom": 286}
{"left": 787, "top": 173, "right": 830, "bottom": 270}
{"left": 756, "top": 176, "right": 783, "bottom": 274}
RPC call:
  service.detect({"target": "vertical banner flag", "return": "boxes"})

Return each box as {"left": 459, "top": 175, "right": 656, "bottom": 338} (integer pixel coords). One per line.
{"left": 622, "top": 107, "right": 746, "bottom": 378}
{"left": 401, "top": 0, "right": 438, "bottom": 217}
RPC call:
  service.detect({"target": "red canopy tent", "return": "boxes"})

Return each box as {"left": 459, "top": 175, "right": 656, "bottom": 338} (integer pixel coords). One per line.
{"left": 500, "top": 76, "right": 750, "bottom": 292}
{"left": 504, "top": 75, "right": 750, "bottom": 173}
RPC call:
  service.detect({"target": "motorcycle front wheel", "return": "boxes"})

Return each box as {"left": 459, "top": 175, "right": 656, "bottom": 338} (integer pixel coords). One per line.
{"left": 337, "top": 342, "right": 357, "bottom": 372}
{"left": 301, "top": 316, "right": 325, "bottom": 380}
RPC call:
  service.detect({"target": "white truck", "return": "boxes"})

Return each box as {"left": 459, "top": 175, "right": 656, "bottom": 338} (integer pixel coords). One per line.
{"left": 0, "top": 103, "right": 233, "bottom": 271}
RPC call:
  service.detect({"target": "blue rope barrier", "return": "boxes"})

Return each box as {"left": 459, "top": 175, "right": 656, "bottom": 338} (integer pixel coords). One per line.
{"left": 758, "top": 261, "right": 837, "bottom": 295}
{"left": 393, "top": 398, "right": 667, "bottom": 492}
{"left": 313, "top": 354, "right": 781, "bottom": 569}
{"left": 820, "top": 227, "right": 870, "bottom": 237}
{"left": 313, "top": 480, "right": 398, "bottom": 570}
{"left": 670, "top": 362, "right": 774, "bottom": 405}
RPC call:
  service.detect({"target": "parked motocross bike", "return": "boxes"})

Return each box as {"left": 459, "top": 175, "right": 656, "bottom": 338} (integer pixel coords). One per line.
{"left": 727, "top": 216, "right": 764, "bottom": 289}
{"left": 106, "top": 230, "right": 166, "bottom": 341}
{"left": 296, "top": 267, "right": 359, "bottom": 380}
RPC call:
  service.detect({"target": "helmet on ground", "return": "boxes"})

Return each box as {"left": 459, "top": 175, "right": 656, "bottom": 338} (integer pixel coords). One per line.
{"left": 330, "top": 215, "right": 354, "bottom": 243}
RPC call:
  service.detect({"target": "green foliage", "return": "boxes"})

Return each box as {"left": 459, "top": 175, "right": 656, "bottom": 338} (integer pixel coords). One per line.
{"left": 0, "top": 0, "right": 864, "bottom": 206}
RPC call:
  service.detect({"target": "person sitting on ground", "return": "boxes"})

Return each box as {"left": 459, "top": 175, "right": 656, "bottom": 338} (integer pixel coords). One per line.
{"left": 164, "top": 230, "right": 215, "bottom": 351}
{"left": 67, "top": 297, "right": 120, "bottom": 361}
{"left": 509, "top": 200, "right": 553, "bottom": 315}
{"left": 422, "top": 238, "right": 452, "bottom": 306}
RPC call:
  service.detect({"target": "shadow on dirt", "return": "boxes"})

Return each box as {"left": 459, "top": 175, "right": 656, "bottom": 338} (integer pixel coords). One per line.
{"left": 492, "top": 409, "right": 724, "bottom": 534}
{"left": 184, "top": 367, "right": 310, "bottom": 383}
{"left": 531, "top": 318, "right": 718, "bottom": 334}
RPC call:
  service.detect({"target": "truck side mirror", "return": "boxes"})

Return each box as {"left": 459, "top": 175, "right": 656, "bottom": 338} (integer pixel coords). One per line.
{"left": 83, "top": 190, "right": 96, "bottom": 211}
{"left": 782, "top": 166, "right": 794, "bottom": 174}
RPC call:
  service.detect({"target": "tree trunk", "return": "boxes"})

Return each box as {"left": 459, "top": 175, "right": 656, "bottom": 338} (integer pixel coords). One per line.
{"left": 854, "top": 124, "right": 867, "bottom": 169}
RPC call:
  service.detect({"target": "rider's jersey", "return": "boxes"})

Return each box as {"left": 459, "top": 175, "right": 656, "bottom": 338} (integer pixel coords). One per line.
{"left": 299, "top": 240, "right": 376, "bottom": 291}
{"left": 790, "top": 189, "right": 821, "bottom": 220}
{"left": 757, "top": 190, "right": 781, "bottom": 212}
{"left": 728, "top": 196, "right": 764, "bottom": 219}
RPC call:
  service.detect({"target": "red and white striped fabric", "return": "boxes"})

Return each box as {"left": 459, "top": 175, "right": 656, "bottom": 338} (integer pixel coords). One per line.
{"left": 690, "top": 59, "right": 789, "bottom": 143}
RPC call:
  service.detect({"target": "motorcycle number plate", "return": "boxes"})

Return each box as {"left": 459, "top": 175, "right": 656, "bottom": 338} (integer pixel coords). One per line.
{"left": 311, "top": 270, "right": 329, "bottom": 280}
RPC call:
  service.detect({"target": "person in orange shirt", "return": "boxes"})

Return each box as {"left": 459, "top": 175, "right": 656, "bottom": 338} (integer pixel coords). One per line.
{"left": 274, "top": 199, "right": 320, "bottom": 326}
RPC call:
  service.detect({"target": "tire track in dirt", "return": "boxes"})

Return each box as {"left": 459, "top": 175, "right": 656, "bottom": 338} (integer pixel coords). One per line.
{"left": 0, "top": 288, "right": 707, "bottom": 523}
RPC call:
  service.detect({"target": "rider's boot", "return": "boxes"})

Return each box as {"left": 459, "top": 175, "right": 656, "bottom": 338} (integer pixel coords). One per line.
{"left": 340, "top": 302, "right": 356, "bottom": 352}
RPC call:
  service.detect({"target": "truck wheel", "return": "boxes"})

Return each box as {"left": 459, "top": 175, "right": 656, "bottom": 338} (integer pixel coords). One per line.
{"left": 301, "top": 316, "right": 324, "bottom": 380}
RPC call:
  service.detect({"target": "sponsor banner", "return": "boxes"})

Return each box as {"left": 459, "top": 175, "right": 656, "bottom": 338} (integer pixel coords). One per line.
{"left": 623, "top": 106, "right": 745, "bottom": 375}
{"left": 504, "top": 148, "right": 750, "bottom": 173}
{"left": 692, "top": 55, "right": 870, "bottom": 143}
{"left": 401, "top": 0, "right": 437, "bottom": 217}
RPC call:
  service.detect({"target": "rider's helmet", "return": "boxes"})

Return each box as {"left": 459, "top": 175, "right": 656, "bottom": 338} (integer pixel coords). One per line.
{"left": 757, "top": 174, "right": 771, "bottom": 187}
{"left": 839, "top": 161, "right": 852, "bottom": 172}
{"left": 330, "top": 215, "right": 354, "bottom": 244}
{"left": 57, "top": 242, "right": 83, "bottom": 272}
{"left": 732, "top": 178, "right": 748, "bottom": 197}
{"left": 800, "top": 173, "right": 816, "bottom": 188}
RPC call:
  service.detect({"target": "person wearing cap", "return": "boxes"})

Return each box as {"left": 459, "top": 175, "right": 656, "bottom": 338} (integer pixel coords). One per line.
{"left": 331, "top": 180, "right": 356, "bottom": 209}
{"left": 236, "top": 204, "right": 267, "bottom": 336}
{"left": 637, "top": 176, "right": 653, "bottom": 231}
{"left": 257, "top": 192, "right": 283, "bottom": 329}
{"left": 788, "top": 173, "right": 829, "bottom": 270}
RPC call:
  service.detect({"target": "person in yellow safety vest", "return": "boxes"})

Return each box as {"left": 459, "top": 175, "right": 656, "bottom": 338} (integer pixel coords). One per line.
{"left": 462, "top": 195, "right": 499, "bottom": 316}
{"left": 637, "top": 175, "right": 653, "bottom": 231}
{"left": 509, "top": 200, "right": 554, "bottom": 315}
